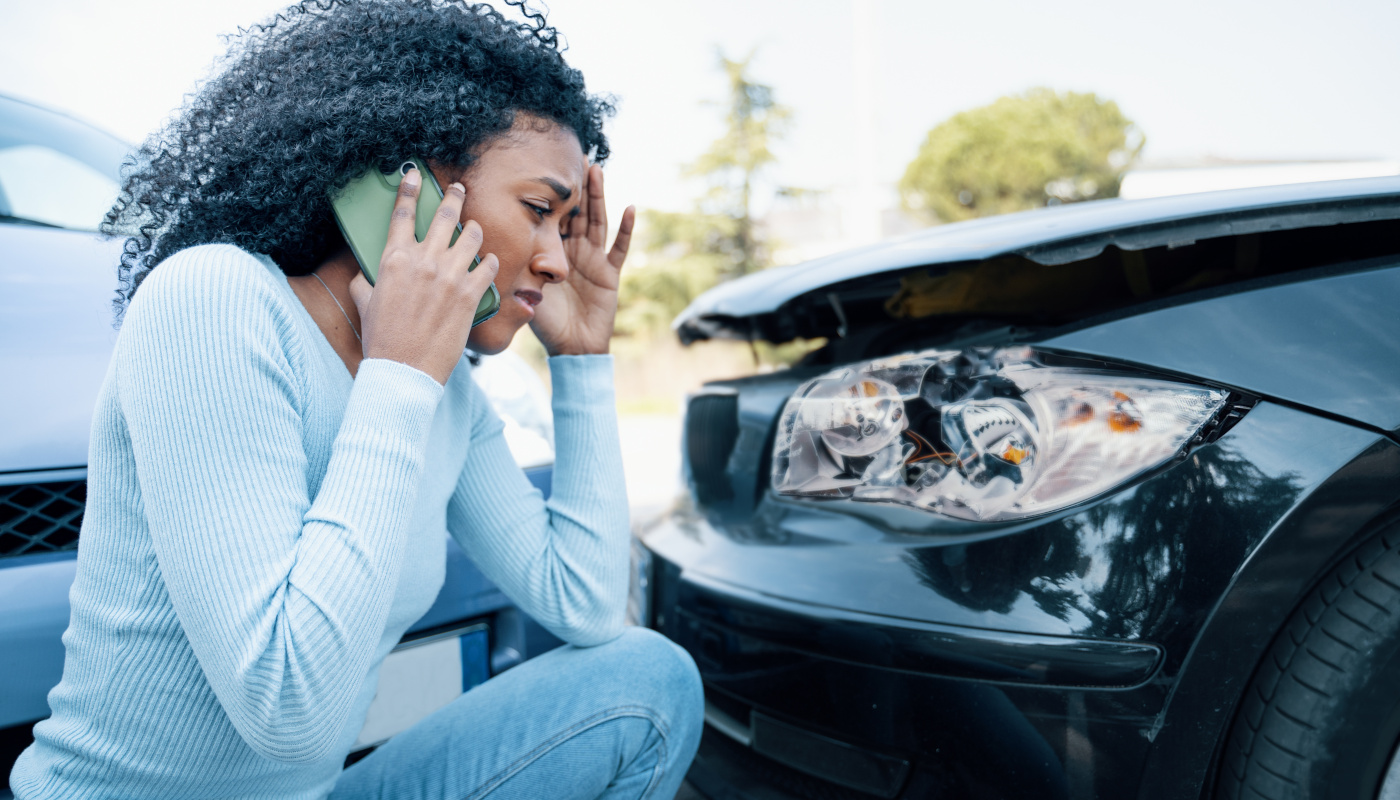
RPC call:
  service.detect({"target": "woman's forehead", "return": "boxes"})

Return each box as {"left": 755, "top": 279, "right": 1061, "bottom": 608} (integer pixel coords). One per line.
{"left": 478, "top": 118, "right": 585, "bottom": 189}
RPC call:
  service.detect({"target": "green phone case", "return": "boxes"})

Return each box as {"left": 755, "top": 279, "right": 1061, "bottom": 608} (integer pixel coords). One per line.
{"left": 329, "top": 157, "right": 501, "bottom": 326}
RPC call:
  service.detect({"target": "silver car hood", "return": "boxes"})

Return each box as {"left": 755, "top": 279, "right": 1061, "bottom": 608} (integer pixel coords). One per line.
{"left": 0, "top": 225, "right": 122, "bottom": 474}
{"left": 673, "top": 176, "right": 1400, "bottom": 344}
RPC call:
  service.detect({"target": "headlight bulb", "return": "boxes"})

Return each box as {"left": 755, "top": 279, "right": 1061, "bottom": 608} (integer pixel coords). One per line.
{"left": 807, "top": 376, "right": 906, "bottom": 457}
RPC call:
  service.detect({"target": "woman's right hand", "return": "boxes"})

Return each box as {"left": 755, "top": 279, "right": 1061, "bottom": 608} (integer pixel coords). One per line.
{"left": 348, "top": 167, "right": 499, "bottom": 385}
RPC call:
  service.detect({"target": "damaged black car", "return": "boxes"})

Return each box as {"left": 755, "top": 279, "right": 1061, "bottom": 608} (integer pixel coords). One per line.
{"left": 635, "top": 177, "right": 1400, "bottom": 799}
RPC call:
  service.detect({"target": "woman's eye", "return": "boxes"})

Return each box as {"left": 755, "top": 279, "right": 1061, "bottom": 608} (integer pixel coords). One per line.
{"left": 524, "top": 202, "right": 549, "bottom": 219}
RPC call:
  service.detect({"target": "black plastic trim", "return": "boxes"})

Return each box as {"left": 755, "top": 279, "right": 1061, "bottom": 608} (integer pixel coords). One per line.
{"left": 751, "top": 711, "right": 910, "bottom": 798}
{"left": 679, "top": 571, "right": 1163, "bottom": 689}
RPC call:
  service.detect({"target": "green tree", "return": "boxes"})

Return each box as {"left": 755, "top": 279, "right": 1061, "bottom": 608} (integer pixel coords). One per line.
{"left": 615, "top": 210, "right": 734, "bottom": 337}
{"left": 687, "top": 51, "right": 791, "bottom": 278}
{"left": 900, "top": 88, "right": 1144, "bottom": 223}
{"left": 616, "top": 51, "right": 790, "bottom": 339}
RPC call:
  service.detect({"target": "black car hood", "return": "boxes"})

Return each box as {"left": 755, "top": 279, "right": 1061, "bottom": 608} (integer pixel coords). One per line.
{"left": 673, "top": 176, "right": 1400, "bottom": 345}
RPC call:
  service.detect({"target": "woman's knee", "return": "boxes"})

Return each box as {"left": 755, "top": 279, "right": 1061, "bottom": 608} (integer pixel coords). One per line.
{"left": 597, "top": 628, "right": 703, "bottom": 736}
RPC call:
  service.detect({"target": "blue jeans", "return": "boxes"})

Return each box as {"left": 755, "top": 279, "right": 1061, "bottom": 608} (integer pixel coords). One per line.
{"left": 331, "top": 627, "right": 703, "bottom": 800}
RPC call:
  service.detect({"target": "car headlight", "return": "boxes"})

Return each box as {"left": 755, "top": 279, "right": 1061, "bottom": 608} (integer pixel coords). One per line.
{"left": 772, "top": 347, "right": 1231, "bottom": 522}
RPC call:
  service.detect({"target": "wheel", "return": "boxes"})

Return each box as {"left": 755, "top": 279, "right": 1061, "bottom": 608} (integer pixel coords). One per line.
{"left": 1218, "top": 524, "right": 1400, "bottom": 799}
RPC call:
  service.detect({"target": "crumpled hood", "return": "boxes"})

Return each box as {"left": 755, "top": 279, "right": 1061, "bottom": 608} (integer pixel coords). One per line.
{"left": 673, "top": 176, "right": 1400, "bottom": 344}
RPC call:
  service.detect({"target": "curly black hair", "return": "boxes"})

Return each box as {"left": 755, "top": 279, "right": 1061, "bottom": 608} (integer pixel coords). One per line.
{"left": 104, "top": 0, "right": 613, "bottom": 321}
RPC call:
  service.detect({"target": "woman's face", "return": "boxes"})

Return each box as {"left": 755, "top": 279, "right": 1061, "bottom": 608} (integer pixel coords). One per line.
{"left": 432, "top": 116, "right": 586, "bottom": 355}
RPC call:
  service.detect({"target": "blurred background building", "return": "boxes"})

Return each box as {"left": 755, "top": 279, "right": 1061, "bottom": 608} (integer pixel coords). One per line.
{"left": 1119, "top": 158, "right": 1400, "bottom": 199}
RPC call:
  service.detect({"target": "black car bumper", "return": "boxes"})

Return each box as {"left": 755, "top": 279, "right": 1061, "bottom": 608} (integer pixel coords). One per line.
{"left": 641, "top": 401, "right": 1399, "bottom": 798}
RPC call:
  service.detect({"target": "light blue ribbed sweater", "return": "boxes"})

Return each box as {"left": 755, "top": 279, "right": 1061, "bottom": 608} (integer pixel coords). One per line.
{"left": 10, "top": 244, "right": 629, "bottom": 799}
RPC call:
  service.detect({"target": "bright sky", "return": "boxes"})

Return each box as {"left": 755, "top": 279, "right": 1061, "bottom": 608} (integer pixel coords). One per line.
{"left": 2, "top": 0, "right": 1397, "bottom": 218}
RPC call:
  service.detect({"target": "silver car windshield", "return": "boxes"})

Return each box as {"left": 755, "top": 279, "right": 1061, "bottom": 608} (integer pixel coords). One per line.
{"left": 0, "top": 95, "right": 128, "bottom": 232}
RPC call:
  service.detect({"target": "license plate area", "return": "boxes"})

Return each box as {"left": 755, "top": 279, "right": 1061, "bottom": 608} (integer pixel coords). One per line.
{"left": 353, "top": 623, "right": 490, "bottom": 750}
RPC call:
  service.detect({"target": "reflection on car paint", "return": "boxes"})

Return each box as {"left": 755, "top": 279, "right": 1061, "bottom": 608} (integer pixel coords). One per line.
{"left": 905, "top": 442, "right": 1303, "bottom": 640}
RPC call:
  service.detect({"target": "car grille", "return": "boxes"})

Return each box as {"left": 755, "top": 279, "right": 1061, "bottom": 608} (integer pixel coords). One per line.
{"left": 686, "top": 392, "right": 739, "bottom": 505}
{"left": 0, "top": 480, "right": 84, "bottom": 558}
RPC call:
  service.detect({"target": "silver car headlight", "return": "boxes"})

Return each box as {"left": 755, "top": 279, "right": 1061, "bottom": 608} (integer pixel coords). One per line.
{"left": 772, "top": 347, "right": 1231, "bottom": 522}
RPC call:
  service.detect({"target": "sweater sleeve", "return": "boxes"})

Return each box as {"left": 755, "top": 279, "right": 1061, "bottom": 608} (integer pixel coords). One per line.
{"left": 446, "top": 355, "right": 629, "bottom": 647}
{"left": 116, "top": 245, "right": 444, "bottom": 763}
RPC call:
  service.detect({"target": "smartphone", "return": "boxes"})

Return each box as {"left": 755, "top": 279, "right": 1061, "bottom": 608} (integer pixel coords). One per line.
{"left": 329, "top": 157, "right": 501, "bottom": 326}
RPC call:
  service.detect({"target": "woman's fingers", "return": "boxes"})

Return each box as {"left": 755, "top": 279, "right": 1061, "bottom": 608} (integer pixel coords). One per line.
{"left": 385, "top": 169, "right": 481, "bottom": 279}
{"left": 608, "top": 205, "right": 635, "bottom": 269}
{"left": 455, "top": 252, "right": 500, "bottom": 323}
{"left": 424, "top": 180, "right": 468, "bottom": 250}
{"left": 386, "top": 166, "right": 422, "bottom": 245}
{"left": 419, "top": 176, "right": 483, "bottom": 278}
{"left": 452, "top": 233, "right": 496, "bottom": 301}
{"left": 568, "top": 171, "right": 589, "bottom": 243}
{"left": 449, "top": 219, "right": 486, "bottom": 276}
{"left": 470, "top": 253, "right": 501, "bottom": 291}
{"left": 362, "top": 166, "right": 498, "bottom": 385}
{"left": 586, "top": 164, "right": 608, "bottom": 246}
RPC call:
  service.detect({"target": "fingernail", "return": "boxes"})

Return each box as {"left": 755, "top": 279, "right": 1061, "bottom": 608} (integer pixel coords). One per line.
{"left": 404, "top": 168, "right": 421, "bottom": 186}
{"left": 449, "top": 182, "right": 465, "bottom": 194}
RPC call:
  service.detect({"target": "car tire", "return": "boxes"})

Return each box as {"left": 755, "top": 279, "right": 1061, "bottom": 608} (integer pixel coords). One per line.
{"left": 1217, "top": 522, "right": 1400, "bottom": 800}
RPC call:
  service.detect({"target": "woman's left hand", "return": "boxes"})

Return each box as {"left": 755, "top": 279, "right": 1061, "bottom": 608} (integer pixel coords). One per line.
{"left": 530, "top": 163, "right": 634, "bottom": 356}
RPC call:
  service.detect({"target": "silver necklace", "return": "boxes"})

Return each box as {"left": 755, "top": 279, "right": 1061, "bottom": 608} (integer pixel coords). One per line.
{"left": 311, "top": 272, "right": 361, "bottom": 343}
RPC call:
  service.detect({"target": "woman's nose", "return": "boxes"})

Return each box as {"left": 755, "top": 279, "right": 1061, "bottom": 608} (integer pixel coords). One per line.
{"left": 529, "top": 231, "right": 570, "bottom": 284}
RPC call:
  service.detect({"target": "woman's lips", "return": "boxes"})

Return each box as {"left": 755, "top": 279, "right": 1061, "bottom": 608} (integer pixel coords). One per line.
{"left": 514, "top": 289, "right": 543, "bottom": 315}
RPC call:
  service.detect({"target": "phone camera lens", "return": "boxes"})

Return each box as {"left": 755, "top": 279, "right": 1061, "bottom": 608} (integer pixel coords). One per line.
{"left": 399, "top": 161, "right": 416, "bottom": 176}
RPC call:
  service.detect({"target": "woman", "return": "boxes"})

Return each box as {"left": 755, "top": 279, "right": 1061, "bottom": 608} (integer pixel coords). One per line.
{"left": 9, "top": 2, "right": 703, "bottom": 798}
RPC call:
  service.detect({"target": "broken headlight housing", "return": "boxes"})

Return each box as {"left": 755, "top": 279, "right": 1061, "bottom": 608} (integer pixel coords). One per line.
{"left": 772, "top": 347, "right": 1231, "bottom": 522}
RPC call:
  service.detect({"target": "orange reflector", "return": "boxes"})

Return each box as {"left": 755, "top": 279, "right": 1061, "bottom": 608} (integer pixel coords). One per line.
{"left": 1108, "top": 392, "right": 1144, "bottom": 433}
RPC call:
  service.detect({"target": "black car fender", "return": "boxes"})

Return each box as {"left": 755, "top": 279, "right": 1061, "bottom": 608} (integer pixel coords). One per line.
{"left": 1136, "top": 437, "right": 1400, "bottom": 800}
